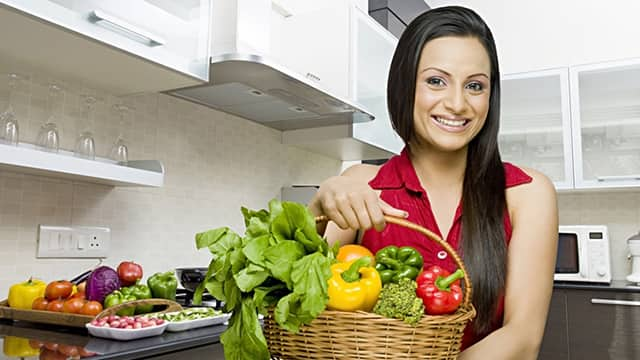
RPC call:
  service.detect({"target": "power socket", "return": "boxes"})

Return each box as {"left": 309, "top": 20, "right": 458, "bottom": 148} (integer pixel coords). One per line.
{"left": 37, "top": 225, "right": 110, "bottom": 258}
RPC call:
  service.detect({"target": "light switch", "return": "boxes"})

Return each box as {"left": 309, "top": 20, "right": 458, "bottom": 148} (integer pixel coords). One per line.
{"left": 37, "top": 225, "right": 109, "bottom": 258}
{"left": 77, "top": 234, "right": 88, "bottom": 250}
{"left": 48, "top": 233, "right": 60, "bottom": 250}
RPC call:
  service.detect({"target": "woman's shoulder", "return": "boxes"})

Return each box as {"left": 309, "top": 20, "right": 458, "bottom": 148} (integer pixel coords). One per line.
{"left": 506, "top": 165, "right": 557, "bottom": 216}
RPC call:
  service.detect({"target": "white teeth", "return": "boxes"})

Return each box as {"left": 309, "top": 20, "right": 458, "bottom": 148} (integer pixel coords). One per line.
{"left": 435, "top": 117, "right": 466, "bottom": 127}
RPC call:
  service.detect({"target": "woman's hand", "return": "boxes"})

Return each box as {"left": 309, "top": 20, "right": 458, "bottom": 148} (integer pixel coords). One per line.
{"left": 309, "top": 170, "right": 408, "bottom": 232}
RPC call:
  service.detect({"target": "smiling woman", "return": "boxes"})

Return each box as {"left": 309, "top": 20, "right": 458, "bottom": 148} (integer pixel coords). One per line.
{"left": 309, "top": 5, "right": 558, "bottom": 360}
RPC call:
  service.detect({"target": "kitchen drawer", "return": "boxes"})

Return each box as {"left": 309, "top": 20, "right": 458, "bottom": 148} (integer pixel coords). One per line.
{"left": 538, "top": 290, "right": 569, "bottom": 360}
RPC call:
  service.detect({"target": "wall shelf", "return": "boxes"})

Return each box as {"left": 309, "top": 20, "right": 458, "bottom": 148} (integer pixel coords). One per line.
{"left": 0, "top": 143, "right": 164, "bottom": 187}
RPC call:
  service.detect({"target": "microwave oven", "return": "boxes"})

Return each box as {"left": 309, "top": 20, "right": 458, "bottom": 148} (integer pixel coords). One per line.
{"left": 554, "top": 225, "right": 611, "bottom": 283}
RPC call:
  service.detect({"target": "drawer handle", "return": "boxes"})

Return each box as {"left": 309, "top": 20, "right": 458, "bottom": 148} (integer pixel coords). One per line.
{"left": 596, "top": 175, "right": 640, "bottom": 182}
{"left": 591, "top": 298, "right": 640, "bottom": 306}
{"left": 89, "top": 10, "right": 165, "bottom": 47}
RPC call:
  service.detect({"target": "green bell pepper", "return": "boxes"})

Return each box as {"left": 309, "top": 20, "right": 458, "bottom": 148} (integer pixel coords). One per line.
{"left": 147, "top": 271, "right": 177, "bottom": 301}
{"left": 374, "top": 245, "right": 424, "bottom": 285}
{"left": 104, "top": 290, "right": 137, "bottom": 316}
{"left": 120, "top": 283, "right": 154, "bottom": 314}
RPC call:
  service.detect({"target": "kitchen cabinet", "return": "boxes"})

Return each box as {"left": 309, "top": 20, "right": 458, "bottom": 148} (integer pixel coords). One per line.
{"left": 0, "top": 0, "right": 211, "bottom": 95}
{"left": 0, "top": 143, "right": 164, "bottom": 187}
{"left": 570, "top": 58, "right": 640, "bottom": 189}
{"left": 539, "top": 288, "right": 640, "bottom": 360}
{"left": 499, "top": 68, "right": 573, "bottom": 190}
{"left": 282, "top": 3, "right": 402, "bottom": 160}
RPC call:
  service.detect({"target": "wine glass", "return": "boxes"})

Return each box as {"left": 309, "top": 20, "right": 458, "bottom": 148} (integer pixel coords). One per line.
{"left": 75, "top": 94, "right": 99, "bottom": 160}
{"left": 110, "top": 103, "right": 132, "bottom": 165}
{"left": 0, "top": 73, "right": 26, "bottom": 145}
{"left": 36, "top": 83, "right": 63, "bottom": 152}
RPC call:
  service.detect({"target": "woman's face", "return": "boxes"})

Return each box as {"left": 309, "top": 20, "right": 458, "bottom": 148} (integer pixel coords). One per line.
{"left": 412, "top": 36, "right": 491, "bottom": 153}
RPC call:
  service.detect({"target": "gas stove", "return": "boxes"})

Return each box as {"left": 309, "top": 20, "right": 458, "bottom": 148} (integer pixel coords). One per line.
{"left": 175, "top": 288, "right": 224, "bottom": 310}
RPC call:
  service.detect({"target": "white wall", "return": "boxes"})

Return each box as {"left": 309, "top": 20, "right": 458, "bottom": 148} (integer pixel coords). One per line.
{"left": 428, "top": 0, "right": 640, "bottom": 73}
{"left": 0, "top": 61, "right": 343, "bottom": 292}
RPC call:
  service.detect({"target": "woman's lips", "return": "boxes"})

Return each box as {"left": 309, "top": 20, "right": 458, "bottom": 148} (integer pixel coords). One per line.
{"left": 431, "top": 116, "right": 471, "bottom": 133}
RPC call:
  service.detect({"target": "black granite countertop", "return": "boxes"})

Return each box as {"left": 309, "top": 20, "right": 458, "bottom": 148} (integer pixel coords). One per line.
{"left": 554, "top": 280, "right": 640, "bottom": 293}
{"left": 0, "top": 319, "right": 224, "bottom": 359}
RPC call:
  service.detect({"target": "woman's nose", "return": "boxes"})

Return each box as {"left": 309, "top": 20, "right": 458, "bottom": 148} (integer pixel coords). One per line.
{"left": 442, "top": 87, "right": 466, "bottom": 114}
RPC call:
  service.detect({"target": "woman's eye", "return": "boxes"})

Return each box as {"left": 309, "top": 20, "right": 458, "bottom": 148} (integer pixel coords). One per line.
{"left": 426, "top": 77, "right": 445, "bottom": 87}
{"left": 466, "top": 82, "right": 484, "bottom": 92}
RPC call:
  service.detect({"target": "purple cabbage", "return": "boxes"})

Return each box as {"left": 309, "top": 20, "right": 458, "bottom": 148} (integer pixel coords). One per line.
{"left": 85, "top": 266, "right": 121, "bottom": 304}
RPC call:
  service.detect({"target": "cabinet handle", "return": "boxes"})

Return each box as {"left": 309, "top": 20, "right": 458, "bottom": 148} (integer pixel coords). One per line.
{"left": 591, "top": 298, "right": 640, "bottom": 306}
{"left": 596, "top": 175, "right": 640, "bottom": 182}
{"left": 89, "top": 10, "right": 165, "bottom": 47}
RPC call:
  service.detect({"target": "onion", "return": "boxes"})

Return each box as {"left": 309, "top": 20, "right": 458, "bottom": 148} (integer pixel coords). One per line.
{"left": 85, "top": 266, "right": 121, "bottom": 304}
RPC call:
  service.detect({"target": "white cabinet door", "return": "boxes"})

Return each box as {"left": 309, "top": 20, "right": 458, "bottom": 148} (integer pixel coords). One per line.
{"left": 500, "top": 69, "right": 573, "bottom": 189}
{"left": 1, "top": 0, "right": 211, "bottom": 81}
{"left": 570, "top": 58, "right": 640, "bottom": 189}
{"left": 351, "top": 5, "right": 402, "bottom": 156}
{"left": 270, "top": 0, "right": 351, "bottom": 99}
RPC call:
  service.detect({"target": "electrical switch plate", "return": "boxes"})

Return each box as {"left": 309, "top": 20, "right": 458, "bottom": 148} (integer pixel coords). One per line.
{"left": 37, "top": 225, "right": 110, "bottom": 258}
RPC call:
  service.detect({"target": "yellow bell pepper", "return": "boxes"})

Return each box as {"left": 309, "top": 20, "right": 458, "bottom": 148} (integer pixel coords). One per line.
{"left": 7, "top": 277, "right": 46, "bottom": 309}
{"left": 327, "top": 256, "right": 381, "bottom": 312}
{"left": 2, "top": 336, "right": 40, "bottom": 357}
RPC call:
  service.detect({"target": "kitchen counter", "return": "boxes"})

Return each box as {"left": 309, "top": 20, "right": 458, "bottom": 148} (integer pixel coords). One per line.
{"left": 0, "top": 319, "right": 225, "bottom": 359}
{"left": 554, "top": 279, "right": 640, "bottom": 293}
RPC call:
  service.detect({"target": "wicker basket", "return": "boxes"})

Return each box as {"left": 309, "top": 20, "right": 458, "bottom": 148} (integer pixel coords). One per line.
{"left": 264, "top": 215, "right": 476, "bottom": 360}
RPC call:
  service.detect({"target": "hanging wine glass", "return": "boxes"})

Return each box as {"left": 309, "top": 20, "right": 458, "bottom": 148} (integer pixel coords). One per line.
{"left": 36, "top": 83, "right": 63, "bottom": 152}
{"left": 75, "top": 94, "right": 99, "bottom": 160}
{"left": 0, "top": 73, "right": 26, "bottom": 145}
{"left": 110, "top": 103, "right": 132, "bottom": 165}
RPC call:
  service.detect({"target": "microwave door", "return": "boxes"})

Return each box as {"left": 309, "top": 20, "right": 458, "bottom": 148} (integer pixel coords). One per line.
{"left": 556, "top": 232, "right": 580, "bottom": 275}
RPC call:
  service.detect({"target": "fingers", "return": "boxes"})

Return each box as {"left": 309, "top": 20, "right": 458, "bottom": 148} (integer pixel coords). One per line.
{"left": 379, "top": 199, "right": 409, "bottom": 218}
{"left": 365, "top": 192, "right": 385, "bottom": 232}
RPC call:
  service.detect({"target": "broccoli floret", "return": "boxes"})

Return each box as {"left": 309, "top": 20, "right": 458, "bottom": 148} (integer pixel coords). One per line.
{"left": 372, "top": 278, "right": 424, "bottom": 325}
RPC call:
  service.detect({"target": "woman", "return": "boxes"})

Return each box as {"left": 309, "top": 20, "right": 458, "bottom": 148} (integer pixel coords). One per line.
{"left": 309, "top": 6, "right": 558, "bottom": 359}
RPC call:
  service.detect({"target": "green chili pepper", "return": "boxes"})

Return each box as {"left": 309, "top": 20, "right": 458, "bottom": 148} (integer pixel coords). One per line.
{"left": 147, "top": 271, "right": 178, "bottom": 301}
{"left": 104, "top": 290, "right": 137, "bottom": 316}
{"left": 374, "top": 245, "right": 423, "bottom": 285}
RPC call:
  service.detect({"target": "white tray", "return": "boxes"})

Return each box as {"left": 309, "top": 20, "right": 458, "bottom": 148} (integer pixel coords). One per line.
{"left": 163, "top": 312, "right": 231, "bottom": 332}
{"left": 86, "top": 322, "right": 168, "bottom": 341}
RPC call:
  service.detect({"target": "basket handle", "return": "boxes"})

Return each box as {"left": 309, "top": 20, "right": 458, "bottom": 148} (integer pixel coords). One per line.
{"left": 94, "top": 298, "right": 183, "bottom": 319}
{"left": 316, "top": 215, "right": 473, "bottom": 308}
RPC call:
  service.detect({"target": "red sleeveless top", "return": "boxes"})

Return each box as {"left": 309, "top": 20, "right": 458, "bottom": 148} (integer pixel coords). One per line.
{"left": 361, "top": 148, "right": 532, "bottom": 350}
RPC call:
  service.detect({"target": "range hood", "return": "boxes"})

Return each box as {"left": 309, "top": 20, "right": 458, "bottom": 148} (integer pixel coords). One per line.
{"left": 166, "top": 53, "right": 374, "bottom": 131}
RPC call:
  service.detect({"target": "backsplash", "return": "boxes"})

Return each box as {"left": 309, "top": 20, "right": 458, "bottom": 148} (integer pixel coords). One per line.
{"left": 0, "top": 66, "right": 343, "bottom": 292}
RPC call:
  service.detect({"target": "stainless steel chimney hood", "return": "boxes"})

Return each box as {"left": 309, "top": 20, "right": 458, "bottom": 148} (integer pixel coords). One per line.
{"left": 166, "top": 53, "right": 374, "bottom": 131}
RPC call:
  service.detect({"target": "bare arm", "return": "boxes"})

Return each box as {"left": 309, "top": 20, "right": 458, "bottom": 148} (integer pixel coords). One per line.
{"left": 458, "top": 168, "right": 558, "bottom": 360}
{"left": 308, "top": 164, "right": 407, "bottom": 246}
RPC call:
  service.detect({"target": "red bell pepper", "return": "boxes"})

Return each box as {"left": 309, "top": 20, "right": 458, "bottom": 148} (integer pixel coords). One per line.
{"left": 415, "top": 265, "right": 465, "bottom": 315}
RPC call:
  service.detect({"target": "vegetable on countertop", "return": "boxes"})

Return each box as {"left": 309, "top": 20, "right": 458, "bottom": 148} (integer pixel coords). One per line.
{"left": 372, "top": 278, "right": 424, "bottom": 325}
{"left": 159, "top": 307, "right": 224, "bottom": 322}
{"left": 374, "top": 245, "right": 424, "bottom": 285}
{"left": 7, "top": 277, "right": 46, "bottom": 309}
{"left": 327, "top": 256, "right": 381, "bottom": 312}
{"left": 85, "top": 266, "right": 121, "bottom": 304}
{"left": 120, "top": 283, "right": 154, "bottom": 314}
{"left": 104, "top": 290, "right": 137, "bottom": 316}
{"left": 416, "top": 265, "right": 465, "bottom": 315}
{"left": 117, "top": 261, "right": 144, "bottom": 287}
{"left": 147, "top": 271, "right": 177, "bottom": 301}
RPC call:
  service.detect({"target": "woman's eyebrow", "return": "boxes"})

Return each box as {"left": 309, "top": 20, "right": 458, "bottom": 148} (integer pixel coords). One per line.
{"left": 420, "top": 67, "right": 489, "bottom": 80}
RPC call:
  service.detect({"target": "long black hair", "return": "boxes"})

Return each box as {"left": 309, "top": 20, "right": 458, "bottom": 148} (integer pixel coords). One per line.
{"left": 387, "top": 6, "right": 506, "bottom": 334}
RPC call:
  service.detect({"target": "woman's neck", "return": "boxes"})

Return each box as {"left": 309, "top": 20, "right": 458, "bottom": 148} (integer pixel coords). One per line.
{"left": 408, "top": 143, "right": 467, "bottom": 190}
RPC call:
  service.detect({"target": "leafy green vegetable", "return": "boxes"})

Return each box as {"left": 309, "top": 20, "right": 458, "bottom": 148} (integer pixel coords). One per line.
{"left": 194, "top": 199, "right": 334, "bottom": 360}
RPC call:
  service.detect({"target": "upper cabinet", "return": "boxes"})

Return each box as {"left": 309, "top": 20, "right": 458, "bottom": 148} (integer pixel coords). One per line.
{"left": 501, "top": 58, "right": 640, "bottom": 191}
{"left": 570, "top": 58, "right": 640, "bottom": 189}
{"left": 0, "top": 0, "right": 211, "bottom": 94}
{"left": 281, "top": 3, "right": 403, "bottom": 160}
{"left": 499, "top": 69, "right": 573, "bottom": 190}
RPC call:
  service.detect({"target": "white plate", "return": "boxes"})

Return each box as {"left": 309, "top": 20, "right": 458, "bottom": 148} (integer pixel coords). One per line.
{"left": 86, "top": 322, "right": 168, "bottom": 341}
{"left": 162, "top": 310, "right": 231, "bottom": 332}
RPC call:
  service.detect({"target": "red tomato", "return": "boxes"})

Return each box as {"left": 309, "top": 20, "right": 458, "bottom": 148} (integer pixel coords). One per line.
{"left": 46, "top": 299, "right": 65, "bottom": 312}
{"left": 79, "top": 301, "right": 103, "bottom": 316}
{"left": 69, "top": 291, "right": 86, "bottom": 300}
{"left": 32, "top": 297, "right": 49, "bottom": 310}
{"left": 45, "top": 280, "right": 73, "bottom": 300}
{"left": 63, "top": 298, "right": 86, "bottom": 314}
{"left": 336, "top": 244, "right": 375, "bottom": 264}
{"left": 117, "top": 261, "right": 143, "bottom": 286}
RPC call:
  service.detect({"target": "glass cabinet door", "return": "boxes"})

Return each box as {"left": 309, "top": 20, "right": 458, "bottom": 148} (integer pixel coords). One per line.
{"left": 571, "top": 59, "right": 640, "bottom": 188}
{"left": 1, "top": 0, "right": 211, "bottom": 81}
{"left": 499, "top": 69, "right": 573, "bottom": 189}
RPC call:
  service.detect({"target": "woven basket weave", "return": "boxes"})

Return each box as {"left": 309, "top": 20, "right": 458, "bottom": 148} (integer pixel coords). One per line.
{"left": 264, "top": 215, "right": 477, "bottom": 360}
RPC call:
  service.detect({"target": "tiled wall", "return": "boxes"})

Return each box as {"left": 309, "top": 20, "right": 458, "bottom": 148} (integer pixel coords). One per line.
{"left": 0, "top": 68, "right": 343, "bottom": 292}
